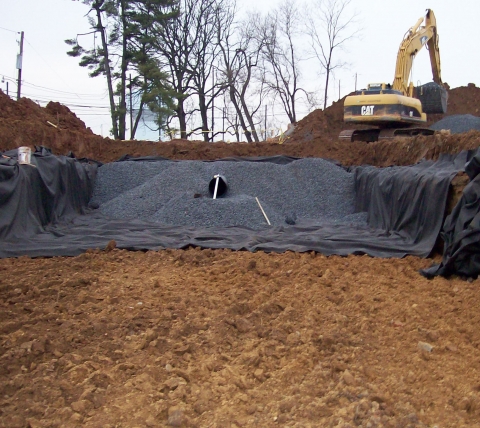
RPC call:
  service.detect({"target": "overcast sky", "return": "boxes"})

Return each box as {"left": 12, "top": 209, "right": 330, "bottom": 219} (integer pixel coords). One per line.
{"left": 1, "top": 0, "right": 479, "bottom": 139}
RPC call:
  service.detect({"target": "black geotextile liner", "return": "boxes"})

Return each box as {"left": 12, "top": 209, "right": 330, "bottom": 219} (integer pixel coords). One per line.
{"left": 353, "top": 153, "right": 468, "bottom": 256}
{"left": 421, "top": 150, "right": 480, "bottom": 278}
{"left": 0, "top": 149, "right": 469, "bottom": 259}
{"left": 0, "top": 147, "right": 97, "bottom": 242}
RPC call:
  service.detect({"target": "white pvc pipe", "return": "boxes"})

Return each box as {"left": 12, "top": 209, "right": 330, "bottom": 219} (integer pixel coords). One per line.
{"left": 255, "top": 197, "right": 271, "bottom": 225}
{"left": 213, "top": 175, "right": 220, "bottom": 199}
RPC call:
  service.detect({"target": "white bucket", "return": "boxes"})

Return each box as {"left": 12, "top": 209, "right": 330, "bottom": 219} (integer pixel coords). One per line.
{"left": 18, "top": 146, "right": 31, "bottom": 165}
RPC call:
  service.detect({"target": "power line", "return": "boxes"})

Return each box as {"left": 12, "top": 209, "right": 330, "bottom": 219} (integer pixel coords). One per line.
{"left": 0, "top": 26, "right": 18, "bottom": 34}
{"left": 8, "top": 85, "right": 315, "bottom": 119}
{"left": 21, "top": 80, "right": 108, "bottom": 98}
{"left": 1, "top": 74, "right": 108, "bottom": 102}
{"left": 22, "top": 95, "right": 111, "bottom": 109}
{"left": 24, "top": 37, "right": 87, "bottom": 100}
{"left": 74, "top": 113, "right": 112, "bottom": 116}
{"left": 20, "top": 91, "right": 109, "bottom": 106}
{"left": 19, "top": 92, "right": 110, "bottom": 108}
{"left": 61, "top": 103, "right": 110, "bottom": 109}
{"left": 2, "top": 73, "right": 315, "bottom": 119}
{"left": 3, "top": 74, "right": 315, "bottom": 127}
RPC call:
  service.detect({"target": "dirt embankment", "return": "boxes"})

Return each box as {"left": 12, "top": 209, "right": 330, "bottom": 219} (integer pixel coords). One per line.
{"left": 1, "top": 85, "right": 480, "bottom": 165}
{"left": 0, "top": 93, "right": 104, "bottom": 158}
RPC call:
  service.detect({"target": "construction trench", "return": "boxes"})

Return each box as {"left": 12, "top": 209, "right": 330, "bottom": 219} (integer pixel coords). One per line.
{"left": 2, "top": 87, "right": 480, "bottom": 426}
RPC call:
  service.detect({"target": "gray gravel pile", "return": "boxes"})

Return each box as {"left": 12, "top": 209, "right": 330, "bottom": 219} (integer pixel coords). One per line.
{"left": 90, "top": 158, "right": 366, "bottom": 229}
{"left": 430, "top": 114, "right": 480, "bottom": 134}
{"left": 91, "top": 160, "right": 175, "bottom": 204}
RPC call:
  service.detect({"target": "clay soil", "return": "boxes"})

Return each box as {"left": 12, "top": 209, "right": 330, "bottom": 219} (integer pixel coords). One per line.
{"left": 1, "top": 87, "right": 480, "bottom": 427}
{"left": 2, "top": 85, "right": 480, "bottom": 167}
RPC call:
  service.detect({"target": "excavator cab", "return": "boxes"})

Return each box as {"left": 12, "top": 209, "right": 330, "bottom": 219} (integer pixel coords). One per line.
{"left": 344, "top": 84, "right": 426, "bottom": 126}
{"left": 355, "top": 83, "right": 402, "bottom": 96}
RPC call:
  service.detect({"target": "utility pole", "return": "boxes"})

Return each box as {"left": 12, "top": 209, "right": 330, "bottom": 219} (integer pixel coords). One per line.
{"left": 129, "top": 74, "right": 133, "bottom": 140}
{"left": 222, "top": 107, "right": 225, "bottom": 142}
{"left": 16, "top": 31, "right": 24, "bottom": 100}
{"left": 235, "top": 115, "right": 239, "bottom": 142}
{"left": 264, "top": 105, "right": 267, "bottom": 140}
{"left": 211, "top": 71, "right": 214, "bottom": 142}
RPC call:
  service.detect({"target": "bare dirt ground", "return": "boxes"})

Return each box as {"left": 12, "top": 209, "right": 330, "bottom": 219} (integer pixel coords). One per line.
{"left": 1, "top": 87, "right": 480, "bottom": 427}
{"left": 2, "top": 250, "right": 480, "bottom": 428}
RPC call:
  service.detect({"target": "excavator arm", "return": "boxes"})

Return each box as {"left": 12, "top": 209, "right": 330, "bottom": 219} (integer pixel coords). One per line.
{"left": 426, "top": 11, "right": 442, "bottom": 85}
{"left": 393, "top": 9, "right": 442, "bottom": 97}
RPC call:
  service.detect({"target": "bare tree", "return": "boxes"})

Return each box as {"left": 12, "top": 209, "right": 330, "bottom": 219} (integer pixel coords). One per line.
{"left": 188, "top": 0, "right": 228, "bottom": 142}
{"left": 259, "top": 0, "right": 313, "bottom": 124}
{"left": 154, "top": 0, "right": 231, "bottom": 141}
{"left": 155, "top": 0, "right": 201, "bottom": 139}
{"left": 305, "top": 0, "right": 358, "bottom": 109}
{"left": 217, "top": 10, "right": 266, "bottom": 142}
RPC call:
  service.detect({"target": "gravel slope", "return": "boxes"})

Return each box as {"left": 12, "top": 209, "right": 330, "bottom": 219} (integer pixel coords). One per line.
{"left": 430, "top": 114, "right": 480, "bottom": 134}
{"left": 90, "top": 158, "right": 366, "bottom": 229}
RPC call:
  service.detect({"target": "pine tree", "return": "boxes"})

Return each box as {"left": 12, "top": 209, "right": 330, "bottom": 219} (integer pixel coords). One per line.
{"left": 66, "top": 0, "right": 178, "bottom": 139}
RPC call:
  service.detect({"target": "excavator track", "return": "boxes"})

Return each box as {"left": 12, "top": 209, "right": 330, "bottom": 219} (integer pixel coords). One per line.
{"left": 339, "top": 127, "right": 435, "bottom": 143}
{"left": 379, "top": 127, "right": 435, "bottom": 139}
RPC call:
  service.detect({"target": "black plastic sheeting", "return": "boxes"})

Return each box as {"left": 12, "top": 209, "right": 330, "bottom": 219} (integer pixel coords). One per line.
{"left": 0, "top": 149, "right": 467, "bottom": 260}
{"left": 353, "top": 153, "right": 468, "bottom": 256}
{"left": 0, "top": 147, "right": 97, "bottom": 242}
{"left": 421, "top": 150, "right": 480, "bottom": 279}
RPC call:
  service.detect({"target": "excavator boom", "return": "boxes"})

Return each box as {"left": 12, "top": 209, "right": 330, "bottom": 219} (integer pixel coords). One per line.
{"left": 393, "top": 9, "right": 442, "bottom": 96}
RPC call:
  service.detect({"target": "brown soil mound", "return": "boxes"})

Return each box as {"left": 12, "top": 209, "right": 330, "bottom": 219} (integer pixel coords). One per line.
{"left": 0, "top": 94, "right": 89, "bottom": 133}
{"left": 1, "top": 85, "right": 480, "bottom": 165}
{"left": 0, "top": 90, "right": 105, "bottom": 158}
{"left": 1, "top": 86, "right": 480, "bottom": 427}
{"left": 290, "top": 83, "right": 480, "bottom": 148}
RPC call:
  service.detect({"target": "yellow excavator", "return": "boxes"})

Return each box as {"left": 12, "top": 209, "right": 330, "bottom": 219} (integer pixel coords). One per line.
{"left": 340, "top": 9, "right": 447, "bottom": 142}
